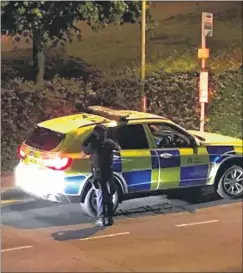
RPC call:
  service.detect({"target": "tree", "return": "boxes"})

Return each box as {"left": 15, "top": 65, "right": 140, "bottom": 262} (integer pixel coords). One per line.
{"left": 1, "top": 1, "right": 148, "bottom": 84}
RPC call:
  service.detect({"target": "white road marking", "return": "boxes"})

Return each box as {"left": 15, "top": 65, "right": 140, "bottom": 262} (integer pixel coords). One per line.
{"left": 80, "top": 231, "right": 130, "bottom": 241}
{"left": 175, "top": 220, "right": 219, "bottom": 227}
{"left": 1, "top": 245, "right": 33, "bottom": 253}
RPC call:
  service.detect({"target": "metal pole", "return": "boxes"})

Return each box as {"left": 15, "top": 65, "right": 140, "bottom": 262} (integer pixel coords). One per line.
{"left": 200, "top": 13, "right": 206, "bottom": 132}
{"left": 141, "top": 0, "right": 147, "bottom": 112}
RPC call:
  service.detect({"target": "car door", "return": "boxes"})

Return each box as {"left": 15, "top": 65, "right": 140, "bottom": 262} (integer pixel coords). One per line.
{"left": 109, "top": 124, "right": 159, "bottom": 193}
{"left": 145, "top": 122, "right": 211, "bottom": 189}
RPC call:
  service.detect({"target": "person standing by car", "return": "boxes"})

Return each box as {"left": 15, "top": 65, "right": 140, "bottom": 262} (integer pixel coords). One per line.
{"left": 82, "top": 124, "right": 120, "bottom": 226}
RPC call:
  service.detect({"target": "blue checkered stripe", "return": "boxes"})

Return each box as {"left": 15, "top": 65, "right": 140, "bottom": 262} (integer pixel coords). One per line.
{"left": 63, "top": 145, "right": 236, "bottom": 195}
{"left": 206, "top": 146, "right": 236, "bottom": 163}
{"left": 64, "top": 175, "right": 87, "bottom": 195}
{"left": 152, "top": 149, "right": 209, "bottom": 187}
{"left": 113, "top": 149, "right": 210, "bottom": 191}
{"left": 114, "top": 149, "right": 208, "bottom": 191}
{"left": 113, "top": 151, "right": 152, "bottom": 192}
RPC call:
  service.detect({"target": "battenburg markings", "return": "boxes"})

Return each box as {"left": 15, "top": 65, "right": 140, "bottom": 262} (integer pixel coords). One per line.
{"left": 123, "top": 169, "right": 151, "bottom": 192}
{"left": 112, "top": 152, "right": 122, "bottom": 173}
{"left": 64, "top": 175, "right": 87, "bottom": 195}
{"left": 206, "top": 146, "right": 235, "bottom": 163}
{"left": 150, "top": 150, "right": 159, "bottom": 169}
{"left": 157, "top": 149, "right": 180, "bottom": 168}
{"left": 180, "top": 164, "right": 208, "bottom": 187}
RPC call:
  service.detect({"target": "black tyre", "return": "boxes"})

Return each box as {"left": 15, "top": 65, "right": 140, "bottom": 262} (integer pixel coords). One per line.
{"left": 216, "top": 164, "right": 243, "bottom": 199}
{"left": 80, "top": 184, "right": 120, "bottom": 217}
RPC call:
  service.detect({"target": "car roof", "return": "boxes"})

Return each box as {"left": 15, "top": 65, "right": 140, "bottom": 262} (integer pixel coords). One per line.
{"left": 38, "top": 106, "right": 171, "bottom": 134}
{"left": 38, "top": 113, "right": 109, "bottom": 134}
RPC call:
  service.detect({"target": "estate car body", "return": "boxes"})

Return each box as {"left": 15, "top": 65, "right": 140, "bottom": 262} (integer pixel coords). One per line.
{"left": 15, "top": 106, "right": 243, "bottom": 216}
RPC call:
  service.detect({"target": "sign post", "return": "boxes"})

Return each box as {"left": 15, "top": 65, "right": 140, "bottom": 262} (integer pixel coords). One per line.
{"left": 198, "top": 12, "right": 213, "bottom": 132}
{"left": 141, "top": 0, "right": 147, "bottom": 112}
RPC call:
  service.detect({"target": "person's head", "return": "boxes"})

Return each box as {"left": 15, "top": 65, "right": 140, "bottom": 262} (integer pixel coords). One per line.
{"left": 93, "top": 124, "right": 107, "bottom": 141}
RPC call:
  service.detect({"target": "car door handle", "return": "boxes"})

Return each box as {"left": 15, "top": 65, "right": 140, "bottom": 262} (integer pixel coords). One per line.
{"left": 160, "top": 153, "right": 173, "bottom": 159}
{"left": 113, "top": 156, "right": 132, "bottom": 162}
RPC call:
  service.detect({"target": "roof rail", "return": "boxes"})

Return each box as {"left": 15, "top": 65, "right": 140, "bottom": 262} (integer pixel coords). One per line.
{"left": 88, "top": 105, "right": 129, "bottom": 121}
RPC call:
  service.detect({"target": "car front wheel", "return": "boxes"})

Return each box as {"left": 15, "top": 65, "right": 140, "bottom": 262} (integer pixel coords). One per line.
{"left": 80, "top": 185, "right": 120, "bottom": 217}
{"left": 216, "top": 165, "right": 243, "bottom": 199}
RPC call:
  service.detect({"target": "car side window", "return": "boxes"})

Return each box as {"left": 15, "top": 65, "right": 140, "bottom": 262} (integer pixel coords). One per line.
{"left": 114, "top": 124, "right": 149, "bottom": 150}
{"left": 147, "top": 123, "right": 193, "bottom": 149}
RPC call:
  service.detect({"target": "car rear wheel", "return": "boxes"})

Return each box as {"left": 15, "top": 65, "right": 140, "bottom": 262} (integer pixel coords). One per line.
{"left": 216, "top": 165, "right": 243, "bottom": 199}
{"left": 80, "top": 183, "right": 120, "bottom": 217}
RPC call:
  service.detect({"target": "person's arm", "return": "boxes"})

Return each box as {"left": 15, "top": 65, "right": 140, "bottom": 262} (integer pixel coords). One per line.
{"left": 81, "top": 134, "right": 96, "bottom": 155}
{"left": 106, "top": 138, "right": 121, "bottom": 151}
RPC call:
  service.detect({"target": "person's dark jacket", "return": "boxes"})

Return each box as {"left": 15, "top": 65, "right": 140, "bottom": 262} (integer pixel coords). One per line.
{"left": 82, "top": 126, "right": 120, "bottom": 179}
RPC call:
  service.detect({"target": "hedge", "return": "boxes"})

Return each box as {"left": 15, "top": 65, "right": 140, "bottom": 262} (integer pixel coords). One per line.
{"left": 1, "top": 70, "right": 242, "bottom": 171}
{"left": 207, "top": 70, "right": 243, "bottom": 139}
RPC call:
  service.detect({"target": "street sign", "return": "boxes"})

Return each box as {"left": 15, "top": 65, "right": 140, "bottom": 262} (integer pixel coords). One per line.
{"left": 199, "top": 71, "right": 208, "bottom": 103}
{"left": 198, "top": 48, "right": 210, "bottom": 59}
{"left": 203, "top": 12, "right": 213, "bottom": 37}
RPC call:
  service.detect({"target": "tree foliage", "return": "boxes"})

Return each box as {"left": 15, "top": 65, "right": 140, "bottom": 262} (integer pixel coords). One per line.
{"left": 1, "top": 1, "right": 145, "bottom": 83}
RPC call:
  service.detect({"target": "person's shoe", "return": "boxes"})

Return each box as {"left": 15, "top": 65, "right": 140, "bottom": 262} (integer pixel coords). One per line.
{"left": 95, "top": 218, "right": 105, "bottom": 227}
{"left": 107, "top": 217, "right": 114, "bottom": 226}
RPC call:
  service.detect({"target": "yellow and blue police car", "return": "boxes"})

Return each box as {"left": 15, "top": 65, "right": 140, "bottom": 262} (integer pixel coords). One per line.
{"left": 15, "top": 106, "right": 243, "bottom": 217}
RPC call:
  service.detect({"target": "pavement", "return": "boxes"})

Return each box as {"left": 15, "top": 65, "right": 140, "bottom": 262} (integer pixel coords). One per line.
{"left": 1, "top": 186, "right": 242, "bottom": 272}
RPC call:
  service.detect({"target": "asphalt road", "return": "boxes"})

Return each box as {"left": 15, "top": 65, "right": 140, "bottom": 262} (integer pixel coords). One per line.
{"left": 1, "top": 188, "right": 242, "bottom": 272}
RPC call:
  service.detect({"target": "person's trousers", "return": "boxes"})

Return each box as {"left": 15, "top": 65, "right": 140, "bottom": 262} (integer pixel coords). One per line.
{"left": 91, "top": 168, "right": 114, "bottom": 222}
{"left": 95, "top": 181, "right": 113, "bottom": 220}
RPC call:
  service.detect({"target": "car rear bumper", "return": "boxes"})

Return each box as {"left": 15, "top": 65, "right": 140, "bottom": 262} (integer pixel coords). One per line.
{"left": 14, "top": 162, "right": 67, "bottom": 201}
{"left": 14, "top": 162, "right": 89, "bottom": 203}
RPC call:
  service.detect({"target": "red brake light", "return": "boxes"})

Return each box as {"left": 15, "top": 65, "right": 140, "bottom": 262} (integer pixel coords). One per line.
{"left": 17, "top": 145, "right": 26, "bottom": 160}
{"left": 43, "top": 156, "right": 72, "bottom": 171}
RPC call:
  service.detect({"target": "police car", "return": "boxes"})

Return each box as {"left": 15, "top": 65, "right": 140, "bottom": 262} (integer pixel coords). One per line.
{"left": 15, "top": 106, "right": 243, "bottom": 217}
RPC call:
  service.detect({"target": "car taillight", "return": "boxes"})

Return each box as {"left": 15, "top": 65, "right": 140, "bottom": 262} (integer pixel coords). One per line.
{"left": 17, "top": 145, "right": 26, "bottom": 160}
{"left": 43, "top": 156, "right": 72, "bottom": 171}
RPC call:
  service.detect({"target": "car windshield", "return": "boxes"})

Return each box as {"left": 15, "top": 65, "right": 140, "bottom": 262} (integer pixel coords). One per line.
{"left": 25, "top": 126, "right": 65, "bottom": 151}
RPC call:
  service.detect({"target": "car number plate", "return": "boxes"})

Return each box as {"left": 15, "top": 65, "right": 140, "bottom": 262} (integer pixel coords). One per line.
{"left": 28, "top": 157, "right": 37, "bottom": 165}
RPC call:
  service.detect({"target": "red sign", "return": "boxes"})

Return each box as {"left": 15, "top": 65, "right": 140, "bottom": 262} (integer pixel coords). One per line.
{"left": 205, "top": 13, "right": 213, "bottom": 24}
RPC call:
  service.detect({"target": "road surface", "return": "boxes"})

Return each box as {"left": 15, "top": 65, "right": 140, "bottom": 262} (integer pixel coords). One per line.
{"left": 1, "top": 188, "right": 242, "bottom": 272}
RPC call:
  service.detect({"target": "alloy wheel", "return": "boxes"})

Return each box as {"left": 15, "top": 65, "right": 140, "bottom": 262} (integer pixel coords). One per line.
{"left": 223, "top": 166, "right": 243, "bottom": 196}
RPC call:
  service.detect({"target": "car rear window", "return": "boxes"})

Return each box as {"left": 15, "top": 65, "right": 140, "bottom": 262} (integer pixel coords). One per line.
{"left": 25, "top": 126, "right": 65, "bottom": 151}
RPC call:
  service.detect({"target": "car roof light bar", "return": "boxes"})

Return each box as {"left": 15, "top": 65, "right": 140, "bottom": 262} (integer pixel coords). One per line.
{"left": 88, "top": 105, "right": 130, "bottom": 122}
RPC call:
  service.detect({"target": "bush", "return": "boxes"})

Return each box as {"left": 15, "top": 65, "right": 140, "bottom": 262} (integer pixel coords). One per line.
{"left": 207, "top": 70, "right": 243, "bottom": 138}
{"left": 1, "top": 76, "right": 96, "bottom": 171}
{"left": 85, "top": 71, "right": 200, "bottom": 130}
{"left": 1, "top": 70, "right": 242, "bottom": 172}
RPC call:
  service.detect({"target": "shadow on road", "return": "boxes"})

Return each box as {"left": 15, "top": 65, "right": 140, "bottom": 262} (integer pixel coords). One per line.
{"left": 51, "top": 226, "right": 105, "bottom": 241}
{"left": 1, "top": 187, "right": 241, "bottom": 230}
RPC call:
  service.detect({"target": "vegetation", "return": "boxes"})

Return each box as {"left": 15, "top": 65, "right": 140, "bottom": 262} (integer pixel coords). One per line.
{"left": 207, "top": 70, "right": 243, "bottom": 138}
{"left": 1, "top": 1, "right": 146, "bottom": 83}
{"left": 2, "top": 70, "right": 242, "bottom": 171}
{"left": 1, "top": 2, "right": 242, "bottom": 171}
{"left": 2, "top": 2, "right": 242, "bottom": 78}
